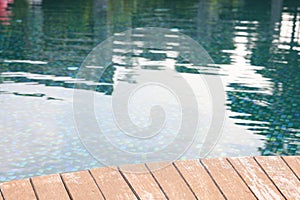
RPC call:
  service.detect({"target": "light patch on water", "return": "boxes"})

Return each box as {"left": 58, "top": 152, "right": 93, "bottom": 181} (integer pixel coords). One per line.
{"left": 3, "top": 60, "right": 48, "bottom": 65}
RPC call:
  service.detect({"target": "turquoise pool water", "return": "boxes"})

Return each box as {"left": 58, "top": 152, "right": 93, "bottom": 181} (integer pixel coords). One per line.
{"left": 0, "top": 0, "right": 299, "bottom": 181}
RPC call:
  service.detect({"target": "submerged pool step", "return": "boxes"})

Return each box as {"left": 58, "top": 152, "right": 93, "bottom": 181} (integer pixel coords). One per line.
{"left": 0, "top": 156, "right": 299, "bottom": 200}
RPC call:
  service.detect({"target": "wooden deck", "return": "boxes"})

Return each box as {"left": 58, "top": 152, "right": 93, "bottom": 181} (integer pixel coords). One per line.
{"left": 0, "top": 156, "right": 299, "bottom": 200}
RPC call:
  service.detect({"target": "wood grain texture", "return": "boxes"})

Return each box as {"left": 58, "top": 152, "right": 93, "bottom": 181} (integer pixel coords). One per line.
{"left": 31, "top": 174, "right": 70, "bottom": 200}
{"left": 228, "top": 157, "right": 284, "bottom": 200}
{"left": 146, "top": 161, "right": 196, "bottom": 199}
{"left": 61, "top": 171, "right": 104, "bottom": 200}
{"left": 90, "top": 166, "right": 137, "bottom": 200}
{"left": 1, "top": 156, "right": 299, "bottom": 200}
{"left": 282, "top": 156, "right": 300, "bottom": 179}
{"left": 0, "top": 179, "right": 36, "bottom": 200}
{"left": 174, "top": 159, "right": 225, "bottom": 199}
{"left": 255, "top": 156, "right": 300, "bottom": 199}
{"left": 201, "top": 158, "right": 256, "bottom": 200}
{"left": 119, "top": 164, "right": 166, "bottom": 199}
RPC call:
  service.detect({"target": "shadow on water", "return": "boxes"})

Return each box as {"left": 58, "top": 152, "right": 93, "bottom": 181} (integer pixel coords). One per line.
{"left": 0, "top": 0, "right": 299, "bottom": 158}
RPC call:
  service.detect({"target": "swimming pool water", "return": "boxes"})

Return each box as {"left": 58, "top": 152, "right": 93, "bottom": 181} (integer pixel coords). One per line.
{"left": 0, "top": 0, "right": 299, "bottom": 181}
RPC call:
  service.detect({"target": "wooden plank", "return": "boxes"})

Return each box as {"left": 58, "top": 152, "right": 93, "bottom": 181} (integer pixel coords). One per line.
{"left": 255, "top": 156, "right": 300, "bottom": 199}
{"left": 174, "top": 159, "right": 225, "bottom": 199}
{"left": 0, "top": 179, "right": 37, "bottom": 200}
{"left": 282, "top": 156, "right": 300, "bottom": 179}
{"left": 61, "top": 171, "right": 104, "bottom": 200}
{"left": 146, "top": 161, "right": 196, "bottom": 199}
{"left": 1, "top": 156, "right": 299, "bottom": 200}
{"left": 90, "top": 166, "right": 137, "bottom": 199}
{"left": 228, "top": 157, "right": 284, "bottom": 200}
{"left": 119, "top": 164, "right": 166, "bottom": 199}
{"left": 201, "top": 158, "right": 256, "bottom": 200}
{"left": 31, "top": 174, "right": 70, "bottom": 200}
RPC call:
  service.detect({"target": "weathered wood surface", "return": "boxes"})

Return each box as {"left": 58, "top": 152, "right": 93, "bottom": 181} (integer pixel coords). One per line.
{"left": 119, "top": 164, "right": 166, "bottom": 199}
{"left": 0, "top": 179, "right": 36, "bottom": 200}
{"left": 228, "top": 157, "right": 284, "bottom": 200}
{"left": 146, "top": 161, "right": 196, "bottom": 199}
{"left": 255, "top": 156, "right": 300, "bottom": 199}
{"left": 174, "top": 159, "right": 225, "bottom": 199}
{"left": 61, "top": 171, "right": 104, "bottom": 200}
{"left": 282, "top": 156, "right": 300, "bottom": 179}
{"left": 90, "top": 166, "right": 137, "bottom": 199}
{"left": 201, "top": 158, "right": 256, "bottom": 200}
{"left": 31, "top": 174, "right": 70, "bottom": 200}
{"left": 0, "top": 156, "right": 299, "bottom": 200}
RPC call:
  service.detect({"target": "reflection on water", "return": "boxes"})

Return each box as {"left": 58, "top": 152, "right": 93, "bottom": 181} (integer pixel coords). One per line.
{"left": 0, "top": 0, "right": 299, "bottom": 181}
